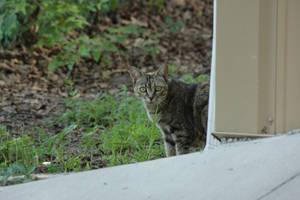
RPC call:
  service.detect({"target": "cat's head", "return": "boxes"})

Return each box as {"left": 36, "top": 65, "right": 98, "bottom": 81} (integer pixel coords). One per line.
{"left": 129, "top": 66, "right": 168, "bottom": 104}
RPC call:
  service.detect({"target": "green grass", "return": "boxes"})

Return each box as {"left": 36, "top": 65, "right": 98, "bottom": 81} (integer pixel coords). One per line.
{"left": 0, "top": 86, "right": 164, "bottom": 185}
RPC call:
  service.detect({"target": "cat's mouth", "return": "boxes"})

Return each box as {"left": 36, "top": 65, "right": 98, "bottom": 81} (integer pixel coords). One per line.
{"left": 144, "top": 97, "right": 164, "bottom": 104}
{"left": 146, "top": 99, "right": 155, "bottom": 103}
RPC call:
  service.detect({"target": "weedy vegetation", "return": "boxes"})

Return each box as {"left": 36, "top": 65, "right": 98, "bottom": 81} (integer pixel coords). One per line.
{"left": 0, "top": 0, "right": 209, "bottom": 186}
{"left": 0, "top": 75, "right": 208, "bottom": 186}
{"left": 0, "top": 87, "right": 164, "bottom": 185}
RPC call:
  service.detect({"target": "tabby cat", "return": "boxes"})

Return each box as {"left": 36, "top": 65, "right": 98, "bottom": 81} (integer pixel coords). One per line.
{"left": 129, "top": 66, "right": 209, "bottom": 156}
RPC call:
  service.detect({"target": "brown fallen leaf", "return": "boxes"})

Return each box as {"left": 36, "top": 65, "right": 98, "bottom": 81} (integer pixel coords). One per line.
{"left": 131, "top": 16, "right": 148, "bottom": 27}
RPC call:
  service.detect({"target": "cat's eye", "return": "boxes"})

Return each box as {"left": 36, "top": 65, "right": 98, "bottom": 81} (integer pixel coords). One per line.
{"left": 139, "top": 87, "right": 146, "bottom": 93}
{"left": 155, "top": 86, "right": 162, "bottom": 91}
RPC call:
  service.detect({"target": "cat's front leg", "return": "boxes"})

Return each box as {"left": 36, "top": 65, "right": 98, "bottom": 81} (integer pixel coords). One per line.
{"left": 172, "top": 133, "right": 190, "bottom": 155}
{"left": 163, "top": 134, "right": 176, "bottom": 157}
{"left": 158, "top": 125, "right": 176, "bottom": 157}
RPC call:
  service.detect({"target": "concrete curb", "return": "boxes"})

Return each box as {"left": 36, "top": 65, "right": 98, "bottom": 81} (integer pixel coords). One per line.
{"left": 1, "top": 134, "right": 300, "bottom": 200}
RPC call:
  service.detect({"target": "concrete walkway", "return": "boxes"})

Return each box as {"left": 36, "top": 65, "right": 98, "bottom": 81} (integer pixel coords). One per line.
{"left": 1, "top": 133, "right": 300, "bottom": 200}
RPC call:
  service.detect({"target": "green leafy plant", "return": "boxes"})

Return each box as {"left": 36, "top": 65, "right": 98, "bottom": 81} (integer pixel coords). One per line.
{"left": 181, "top": 74, "right": 210, "bottom": 84}
{"left": 0, "top": 0, "right": 36, "bottom": 47}
{"left": 142, "top": 45, "right": 160, "bottom": 60}
{"left": 35, "top": 0, "right": 88, "bottom": 48}
{"left": 48, "top": 24, "right": 148, "bottom": 72}
{"left": 163, "top": 17, "right": 186, "bottom": 34}
{"left": 168, "top": 64, "right": 178, "bottom": 77}
{"left": 148, "top": 0, "right": 165, "bottom": 11}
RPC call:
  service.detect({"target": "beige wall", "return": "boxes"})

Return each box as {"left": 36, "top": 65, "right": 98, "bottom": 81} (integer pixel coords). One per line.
{"left": 276, "top": 0, "right": 300, "bottom": 133}
{"left": 210, "top": 0, "right": 300, "bottom": 136}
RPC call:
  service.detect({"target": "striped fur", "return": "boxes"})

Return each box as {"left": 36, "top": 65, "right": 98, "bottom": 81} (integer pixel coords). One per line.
{"left": 129, "top": 66, "right": 209, "bottom": 156}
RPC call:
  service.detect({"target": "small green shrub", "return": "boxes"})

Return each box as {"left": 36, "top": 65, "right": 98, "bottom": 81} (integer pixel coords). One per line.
{"left": 0, "top": 0, "right": 36, "bottom": 47}
{"left": 48, "top": 24, "right": 148, "bottom": 72}
{"left": 0, "top": 0, "right": 125, "bottom": 48}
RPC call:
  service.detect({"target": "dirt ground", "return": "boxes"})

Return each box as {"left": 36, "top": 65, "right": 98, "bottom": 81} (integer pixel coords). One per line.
{"left": 0, "top": 0, "right": 213, "bottom": 136}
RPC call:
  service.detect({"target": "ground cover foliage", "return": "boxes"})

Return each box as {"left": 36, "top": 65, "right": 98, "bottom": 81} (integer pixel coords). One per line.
{"left": 0, "top": 0, "right": 213, "bottom": 185}
{"left": 1, "top": 87, "right": 165, "bottom": 185}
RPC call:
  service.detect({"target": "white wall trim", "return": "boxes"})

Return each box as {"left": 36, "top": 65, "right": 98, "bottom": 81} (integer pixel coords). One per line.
{"left": 205, "top": 0, "right": 220, "bottom": 150}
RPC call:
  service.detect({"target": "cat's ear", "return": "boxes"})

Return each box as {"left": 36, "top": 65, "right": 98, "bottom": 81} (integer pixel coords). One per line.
{"left": 128, "top": 66, "right": 141, "bottom": 83}
{"left": 156, "top": 65, "right": 168, "bottom": 81}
